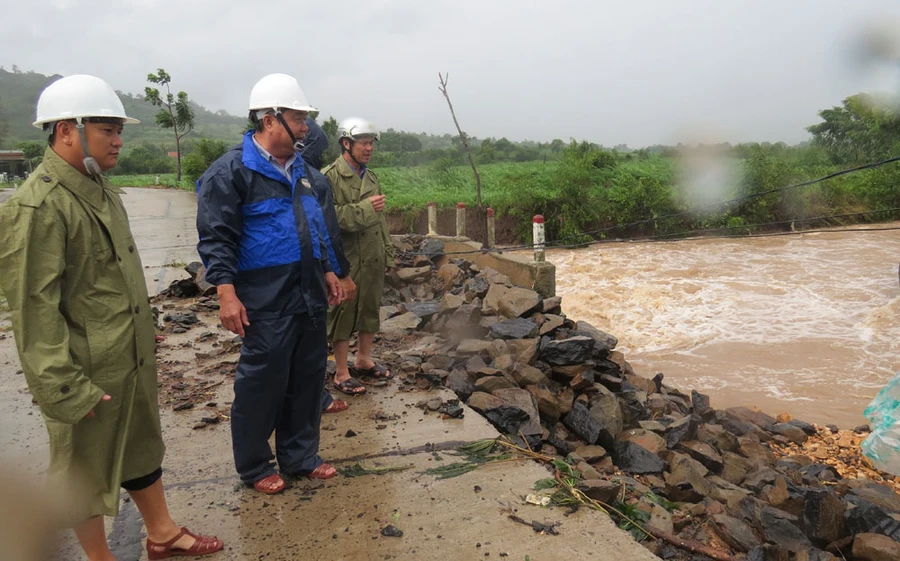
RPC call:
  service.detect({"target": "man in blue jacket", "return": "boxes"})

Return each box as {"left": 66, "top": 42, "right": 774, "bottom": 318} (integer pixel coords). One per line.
{"left": 301, "top": 117, "right": 358, "bottom": 414}
{"left": 197, "top": 74, "right": 342, "bottom": 494}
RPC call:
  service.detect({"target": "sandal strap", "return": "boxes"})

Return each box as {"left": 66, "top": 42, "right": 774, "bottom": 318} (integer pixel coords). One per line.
{"left": 178, "top": 527, "right": 223, "bottom": 554}
{"left": 147, "top": 527, "right": 188, "bottom": 550}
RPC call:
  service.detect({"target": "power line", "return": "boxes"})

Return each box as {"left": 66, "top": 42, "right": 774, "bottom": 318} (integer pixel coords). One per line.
{"left": 402, "top": 154, "right": 900, "bottom": 257}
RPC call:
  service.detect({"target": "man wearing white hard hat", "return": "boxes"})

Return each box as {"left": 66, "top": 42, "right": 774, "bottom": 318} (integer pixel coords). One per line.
{"left": 0, "top": 75, "right": 223, "bottom": 560}
{"left": 197, "top": 73, "right": 342, "bottom": 494}
{"left": 324, "top": 118, "right": 396, "bottom": 395}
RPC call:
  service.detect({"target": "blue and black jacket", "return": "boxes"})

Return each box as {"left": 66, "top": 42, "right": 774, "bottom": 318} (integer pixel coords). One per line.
{"left": 301, "top": 118, "right": 350, "bottom": 279}
{"left": 196, "top": 131, "right": 336, "bottom": 320}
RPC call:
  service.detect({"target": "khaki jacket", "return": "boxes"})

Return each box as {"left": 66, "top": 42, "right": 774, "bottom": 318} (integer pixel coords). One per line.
{"left": 0, "top": 148, "right": 164, "bottom": 518}
{"left": 323, "top": 156, "right": 394, "bottom": 338}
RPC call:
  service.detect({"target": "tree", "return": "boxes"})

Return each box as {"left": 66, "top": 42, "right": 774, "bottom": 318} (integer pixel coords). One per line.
{"left": 0, "top": 96, "right": 8, "bottom": 148}
{"left": 16, "top": 140, "right": 44, "bottom": 168}
{"left": 807, "top": 93, "right": 900, "bottom": 164}
{"left": 145, "top": 69, "right": 195, "bottom": 181}
{"left": 319, "top": 115, "right": 340, "bottom": 166}
{"left": 438, "top": 73, "right": 482, "bottom": 208}
{"left": 183, "top": 138, "right": 228, "bottom": 181}
{"left": 16, "top": 140, "right": 43, "bottom": 160}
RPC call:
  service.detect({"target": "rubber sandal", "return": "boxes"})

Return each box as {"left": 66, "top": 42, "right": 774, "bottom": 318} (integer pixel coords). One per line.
{"left": 325, "top": 399, "right": 350, "bottom": 413}
{"left": 307, "top": 463, "right": 337, "bottom": 480}
{"left": 250, "top": 473, "right": 285, "bottom": 495}
{"left": 350, "top": 363, "right": 393, "bottom": 379}
{"left": 335, "top": 376, "right": 366, "bottom": 395}
{"left": 146, "top": 527, "right": 224, "bottom": 559}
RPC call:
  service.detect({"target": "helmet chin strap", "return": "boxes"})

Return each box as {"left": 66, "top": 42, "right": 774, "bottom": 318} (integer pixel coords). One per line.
{"left": 274, "top": 110, "right": 305, "bottom": 151}
{"left": 343, "top": 138, "right": 365, "bottom": 170}
{"left": 76, "top": 120, "right": 102, "bottom": 176}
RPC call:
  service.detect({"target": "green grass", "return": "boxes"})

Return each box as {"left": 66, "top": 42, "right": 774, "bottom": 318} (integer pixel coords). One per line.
{"left": 376, "top": 161, "right": 559, "bottom": 212}
{"left": 107, "top": 174, "right": 194, "bottom": 191}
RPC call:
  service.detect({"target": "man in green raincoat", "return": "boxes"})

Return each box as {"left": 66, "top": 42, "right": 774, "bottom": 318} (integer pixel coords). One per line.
{"left": 324, "top": 118, "right": 396, "bottom": 395}
{"left": 0, "top": 75, "right": 222, "bottom": 561}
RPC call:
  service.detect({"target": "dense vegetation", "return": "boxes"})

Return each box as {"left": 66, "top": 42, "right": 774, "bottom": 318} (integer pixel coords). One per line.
{"left": 3, "top": 67, "right": 899, "bottom": 243}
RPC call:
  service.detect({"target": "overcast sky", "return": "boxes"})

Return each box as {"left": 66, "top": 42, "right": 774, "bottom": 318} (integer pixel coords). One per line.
{"left": 4, "top": 0, "right": 900, "bottom": 147}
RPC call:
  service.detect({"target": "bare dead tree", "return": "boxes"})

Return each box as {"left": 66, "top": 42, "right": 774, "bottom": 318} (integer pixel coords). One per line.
{"left": 438, "top": 73, "right": 483, "bottom": 208}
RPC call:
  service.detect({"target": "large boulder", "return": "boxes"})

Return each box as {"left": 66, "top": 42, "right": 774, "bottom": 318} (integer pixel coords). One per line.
{"left": 525, "top": 385, "right": 562, "bottom": 424}
{"left": 540, "top": 336, "right": 595, "bottom": 366}
{"left": 852, "top": 533, "right": 900, "bottom": 561}
{"left": 493, "top": 388, "right": 542, "bottom": 442}
{"left": 497, "top": 287, "right": 541, "bottom": 318}
{"left": 588, "top": 386, "right": 624, "bottom": 449}
{"left": 664, "top": 452, "right": 713, "bottom": 503}
{"left": 380, "top": 312, "right": 422, "bottom": 333}
{"left": 614, "top": 441, "right": 665, "bottom": 474}
{"left": 482, "top": 283, "right": 510, "bottom": 315}
{"left": 490, "top": 318, "right": 539, "bottom": 340}
{"left": 573, "top": 320, "right": 617, "bottom": 354}
{"left": 802, "top": 489, "right": 846, "bottom": 546}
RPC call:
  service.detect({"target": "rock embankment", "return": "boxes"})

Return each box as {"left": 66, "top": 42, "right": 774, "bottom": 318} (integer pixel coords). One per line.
{"left": 377, "top": 235, "right": 900, "bottom": 561}
{"left": 153, "top": 234, "right": 900, "bottom": 561}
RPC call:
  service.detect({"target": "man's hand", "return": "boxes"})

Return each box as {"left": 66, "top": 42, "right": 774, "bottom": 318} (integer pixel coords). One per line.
{"left": 368, "top": 194, "right": 386, "bottom": 212}
{"left": 339, "top": 276, "right": 357, "bottom": 302}
{"left": 217, "top": 284, "right": 250, "bottom": 337}
{"left": 85, "top": 394, "right": 112, "bottom": 419}
{"left": 325, "top": 272, "right": 342, "bottom": 306}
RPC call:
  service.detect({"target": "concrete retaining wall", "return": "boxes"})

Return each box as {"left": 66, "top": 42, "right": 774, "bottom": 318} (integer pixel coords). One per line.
{"left": 424, "top": 235, "right": 556, "bottom": 298}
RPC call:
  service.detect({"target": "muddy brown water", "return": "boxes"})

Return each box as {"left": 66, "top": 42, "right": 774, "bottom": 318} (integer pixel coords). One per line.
{"left": 549, "top": 223, "right": 900, "bottom": 428}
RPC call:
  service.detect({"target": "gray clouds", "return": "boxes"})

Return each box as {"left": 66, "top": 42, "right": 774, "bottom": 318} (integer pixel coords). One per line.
{"left": 4, "top": 0, "right": 900, "bottom": 146}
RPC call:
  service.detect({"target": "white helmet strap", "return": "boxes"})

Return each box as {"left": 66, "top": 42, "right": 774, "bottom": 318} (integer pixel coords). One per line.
{"left": 256, "top": 108, "right": 305, "bottom": 152}
{"left": 272, "top": 109, "right": 304, "bottom": 152}
{"left": 74, "top": 122, "right": 102, "bottom": 177}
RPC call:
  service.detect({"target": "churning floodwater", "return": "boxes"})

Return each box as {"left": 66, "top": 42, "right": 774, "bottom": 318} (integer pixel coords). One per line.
{"left": 549, "top": 223, "right": 900, "bottom": 428}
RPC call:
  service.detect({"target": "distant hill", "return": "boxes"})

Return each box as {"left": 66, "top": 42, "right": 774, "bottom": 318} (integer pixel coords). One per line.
{"left": 0, "top": 68, "right": 247, "bottom": 148}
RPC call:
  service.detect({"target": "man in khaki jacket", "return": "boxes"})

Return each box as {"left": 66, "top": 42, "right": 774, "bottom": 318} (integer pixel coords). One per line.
{"left": 323, "top": 118, "right": 395, "bottom": 394}
{"left": 0, "top": 75, "right": 222, "bottom": 561}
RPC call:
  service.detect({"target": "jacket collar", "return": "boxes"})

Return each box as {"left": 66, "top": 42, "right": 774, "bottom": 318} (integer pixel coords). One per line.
{"left": 41, "top": 147, "right": 123, "bottom": 209}
{"left": 241, "top": 131, "right": 307, "bottom": 188}
{"left": 333, "top": 154, "right": 366, "bottom": 179}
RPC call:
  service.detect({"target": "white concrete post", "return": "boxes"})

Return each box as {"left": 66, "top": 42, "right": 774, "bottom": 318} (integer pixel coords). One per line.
{"left": 456, "top": 202, "right": 466, "bottom": 238}
{"left": 486, "top": 207, "right": 496, "bottom": 248}
{"left": 533, "top": 214, "right": 545, "bottom": 262}
{"left": 427, "top": 202, "right": 437, "bottom": 236}
{"left": 155, "top": 175, "right": 160, "bottom": 185}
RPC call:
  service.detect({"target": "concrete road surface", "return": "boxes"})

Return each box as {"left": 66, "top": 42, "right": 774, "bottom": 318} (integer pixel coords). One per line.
{"left": 0, "top": 187, "right": 661, "bottom": 561}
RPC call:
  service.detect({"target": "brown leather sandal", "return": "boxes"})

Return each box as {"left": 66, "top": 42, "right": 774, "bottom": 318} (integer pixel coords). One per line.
{"left": 307, "top": 463, "right": 337, "bottom": 479}
{"left": 251, "top": 473, "right": 285, "bottom": 495}
{"left": 324, "top": 399, "right": 350, "bottom": 413}
{"left": 146, "top": 527, "right": 224, "bottom": 559}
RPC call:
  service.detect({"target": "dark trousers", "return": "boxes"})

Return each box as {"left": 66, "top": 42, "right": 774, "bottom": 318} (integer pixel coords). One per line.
{"left": 231, "top": 311, "right": 326, "bottom": 484}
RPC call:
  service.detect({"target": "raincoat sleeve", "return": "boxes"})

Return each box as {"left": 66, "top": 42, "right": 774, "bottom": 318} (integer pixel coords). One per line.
{"left": 380, "top": 215, "right": 396, "bottom": 269}
{"left": 333, "top": 197, "right": 382, "bottom": 233}
{"left": 197, "top": 168, "right": 243, "bottom": 286}
{"left": 0, "top": 204, "right": 105, "bottom": 424}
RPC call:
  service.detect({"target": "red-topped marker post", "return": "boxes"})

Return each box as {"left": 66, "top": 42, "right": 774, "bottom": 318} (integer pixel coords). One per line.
{"left": 486, "top": 207, "right": 495, "bottom": 248}
{"left": 427, "top": 202, "right": 437, "bottom": 236}
{"left": 456, "top": 202, "right": 466, "bottom": 238}
{"left": 533, "top": 214, "right": 545, "bottom": 262}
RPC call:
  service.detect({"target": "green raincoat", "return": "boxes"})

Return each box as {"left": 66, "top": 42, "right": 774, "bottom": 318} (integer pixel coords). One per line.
{"left": 323, "top": 156, "right": 395, "bottom": 340}
{"left": 0, "top": 148, "right": 164, "bottom": 519}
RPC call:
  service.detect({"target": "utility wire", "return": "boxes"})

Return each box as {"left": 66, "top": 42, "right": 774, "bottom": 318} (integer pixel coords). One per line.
{"left": 401, "top": 155, "right": 900, "bottom": 257}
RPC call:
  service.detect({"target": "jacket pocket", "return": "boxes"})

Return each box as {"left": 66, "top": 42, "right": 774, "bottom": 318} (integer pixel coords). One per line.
{"left": 85, "top": 318, "right": 136, "bottom": 382}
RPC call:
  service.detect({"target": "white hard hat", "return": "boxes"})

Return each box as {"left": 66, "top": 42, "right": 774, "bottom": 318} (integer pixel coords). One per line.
{"left": 338, "top": 117, "right": 380, "bottom": 141}
{"left": 32, "top": 74, "right": 138, "bottom": 129}
{"left": 248, "top": 73, "right": 316, "bottom": 113}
